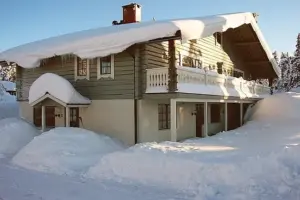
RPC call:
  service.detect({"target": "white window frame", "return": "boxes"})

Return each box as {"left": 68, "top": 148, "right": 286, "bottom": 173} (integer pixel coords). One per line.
{"left": 74, "top": 56, "right": 90, "bottom": 81}
{"left": 97, "top": 54, "right": 114, "bottom": 79}
{"left": 178, "top": 51, "right": 203, "bottom": 68}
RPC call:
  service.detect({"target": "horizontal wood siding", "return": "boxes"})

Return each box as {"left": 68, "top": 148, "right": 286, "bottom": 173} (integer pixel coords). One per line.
{"left": 141, "top": 41, "right": 169, "bottom": 94}
{"left": 176, "top": 35, "right": 250, "bottom": 78}
{"left": 17, "top": 52, "right": 135, "bottom": 101}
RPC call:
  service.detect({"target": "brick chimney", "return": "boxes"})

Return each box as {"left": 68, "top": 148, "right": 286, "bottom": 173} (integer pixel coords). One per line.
{"left": 122, "top": 3, "right": 141, "bottom": 24}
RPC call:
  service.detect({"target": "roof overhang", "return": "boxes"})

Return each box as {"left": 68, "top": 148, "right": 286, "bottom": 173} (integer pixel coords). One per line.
{"left": 30, "top": 93, "right": 90, "bottom": 107}
{"left": 0, "top": 12, "right": 280, "bottom": 78}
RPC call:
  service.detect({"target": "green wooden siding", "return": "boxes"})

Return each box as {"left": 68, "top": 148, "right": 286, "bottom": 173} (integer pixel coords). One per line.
{"left": 17, "top": 51, "right": 136, "bottom": 101}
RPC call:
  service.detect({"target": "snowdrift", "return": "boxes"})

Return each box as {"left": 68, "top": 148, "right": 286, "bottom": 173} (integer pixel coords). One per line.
{"left": 0, "top": 118, "right": 39, "bottom": 158}
{"left": 0, "top": 100, "right": 19, "bottom": 120}
{"left": 12, "top": 127, "right": 126, "bottom": 175}
{"left": 86, "top": 91, "right": 300, "bottom": 198}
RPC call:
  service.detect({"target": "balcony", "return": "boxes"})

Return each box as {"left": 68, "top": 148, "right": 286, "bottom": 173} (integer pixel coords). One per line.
{"left": 146, "top": 66, "right": 270, "bottom": 98}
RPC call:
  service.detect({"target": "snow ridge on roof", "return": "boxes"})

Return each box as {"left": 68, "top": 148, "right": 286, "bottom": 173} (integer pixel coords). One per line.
{"left": 29, "top": 73, "right": 91, "bottom": 105}
{"left": 0, "top": 12, "right": 280, "bottom": 76}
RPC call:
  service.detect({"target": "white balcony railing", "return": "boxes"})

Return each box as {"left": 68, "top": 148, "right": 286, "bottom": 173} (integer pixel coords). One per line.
{"left": 146, "top": 66, "right": 270, "bottom": 98}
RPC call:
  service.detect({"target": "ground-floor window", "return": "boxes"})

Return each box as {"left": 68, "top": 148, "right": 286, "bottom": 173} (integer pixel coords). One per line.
{"left": 70, "top": 107, "right": 79, "bottom": 127}
{"left": 158, "top": 104, "right": 170, "bottom": 130}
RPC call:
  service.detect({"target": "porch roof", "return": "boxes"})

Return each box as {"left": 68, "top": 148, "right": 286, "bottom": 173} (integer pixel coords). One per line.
{"left": 0, "top": 12, "right": 279, "bottom": 78}
{"left": 29, "top": 73, "right": 91, "bottom": 107}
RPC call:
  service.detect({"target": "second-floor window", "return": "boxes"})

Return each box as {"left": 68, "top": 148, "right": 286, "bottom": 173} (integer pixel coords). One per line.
{"left": 178, "top": 52, "right": 202, "bottom": 68}
{"left": 74, "top": 56, "right": 90, "bottom": 80}
{"left": 97, "top": 55, "right": 115, "bottom": 79}
{"left": 77, "top": 58, "right": 88, "bottom": 76}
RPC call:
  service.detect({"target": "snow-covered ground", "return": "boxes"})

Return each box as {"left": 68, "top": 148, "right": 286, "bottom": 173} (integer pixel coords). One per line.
{"left": 0, "top": 91, "right": 300, "bottom": 199}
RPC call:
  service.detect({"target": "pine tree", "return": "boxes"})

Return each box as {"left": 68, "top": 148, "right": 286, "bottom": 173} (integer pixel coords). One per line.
{"left": 291, "top": 33, "right": 300, "bottom": 87}
{"left": 277, "top": 52, "right": 293, "bottom": 91}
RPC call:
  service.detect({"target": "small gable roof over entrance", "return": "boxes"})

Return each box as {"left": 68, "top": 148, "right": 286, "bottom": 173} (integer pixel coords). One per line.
{"left": 29, "top": 73, "right": 91, "bottom": 107}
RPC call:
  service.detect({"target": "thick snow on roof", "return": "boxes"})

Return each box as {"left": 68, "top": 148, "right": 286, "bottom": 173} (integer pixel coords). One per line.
{"left": 29, "top": 73, "right": 91, "bottom": 105}
{"left": 0, "top": 12, "right": 279, "bottom": 76}
{"left": 0, "top": 81, "right": 16, "bottom": 91}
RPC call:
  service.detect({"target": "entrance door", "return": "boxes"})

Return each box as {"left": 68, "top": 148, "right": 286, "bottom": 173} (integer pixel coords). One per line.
{"left": 46, "top": 107, "right": 55, "bottom": 127}
{"left": 70, "top": 107, "right": 80, "bottom": 127}
{"left": 196, "top": 104, "right": 204, "bottom": 137}
{"left": 227, "top": 103, "right": 240, "bottom": 131}
{"left": 33, "top": 106, "right": 55, "bottom": 127}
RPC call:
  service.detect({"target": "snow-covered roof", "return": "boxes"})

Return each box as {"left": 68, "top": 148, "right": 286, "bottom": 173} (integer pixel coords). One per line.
{"left": 0, "top": 12, "right": 279, "bottom": 76}
{"left": 29, "top": 73, "right": 91, "bottom": 105}
{"left": 0, "top": 81, "right": 16, "bottom": 91}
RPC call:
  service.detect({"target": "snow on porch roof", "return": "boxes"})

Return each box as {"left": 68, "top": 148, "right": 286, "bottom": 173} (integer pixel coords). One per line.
{"left": 29, "top": 73, "right": 91, "bottom": 106}
{"left": 0, "top": 12, "right": 279, "bottom": 76}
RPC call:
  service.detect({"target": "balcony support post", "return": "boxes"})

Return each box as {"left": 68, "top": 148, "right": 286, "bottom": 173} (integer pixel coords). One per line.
{"left": 168, "top": 39, "right": 177, "bottom": 92}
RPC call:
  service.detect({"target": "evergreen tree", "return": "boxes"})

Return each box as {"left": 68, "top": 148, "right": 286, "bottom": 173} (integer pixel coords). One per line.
{"left": 277, "top": 53, "right": 293, "bottom": 91}
{"left": 291, "top": 33, "right": 300, "bottom": 87}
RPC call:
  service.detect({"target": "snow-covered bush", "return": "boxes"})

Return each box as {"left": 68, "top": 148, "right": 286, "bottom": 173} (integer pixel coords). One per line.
{"left": 12, "top": 127, "right": 126, "bottom": 175}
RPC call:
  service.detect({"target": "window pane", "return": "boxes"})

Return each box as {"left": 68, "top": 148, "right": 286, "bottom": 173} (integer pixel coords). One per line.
{"left": 100, "top": 56, "right": 111, "bottom": 75}
{"left": 158, "top": 104, "right": 171, "bottom": 130}
{"left": 77, "top": 58, "right": 87, "bottom": 76}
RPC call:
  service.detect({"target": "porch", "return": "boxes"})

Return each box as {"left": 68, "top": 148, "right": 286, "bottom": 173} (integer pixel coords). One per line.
{"left": 32, "top": 96, "right": 88, "bottom": 131}
{"left": 170, "top": 98, "right": 252, "bottom": 142}
{"left": 146, "top": 66, "right": 270, "bottom": 98}
{"left": 137, "top": 98, "right": 253, "bottom": 143}
{"left": 28, "top": 73, "right": 91, "bottom": 131}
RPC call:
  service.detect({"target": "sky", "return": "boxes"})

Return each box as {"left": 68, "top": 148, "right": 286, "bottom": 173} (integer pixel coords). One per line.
{"left": 0, "top": 0, "right": 299, "bottom": 55}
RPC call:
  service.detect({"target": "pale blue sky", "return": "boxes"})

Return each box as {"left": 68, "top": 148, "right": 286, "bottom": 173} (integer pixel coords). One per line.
{"left": 1, "top": 0, "right": 299, "bottom": 54}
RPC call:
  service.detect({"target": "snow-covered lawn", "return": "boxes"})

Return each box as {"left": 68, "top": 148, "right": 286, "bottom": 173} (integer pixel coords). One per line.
{"left": 0, "top": 91, "right": 300, "bottom": 199}
{"left": 12, "top": 127, "right": 126, "bottom": 175}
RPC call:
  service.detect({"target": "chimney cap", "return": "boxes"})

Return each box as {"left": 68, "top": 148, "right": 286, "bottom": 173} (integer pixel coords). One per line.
{"left": 122, "top": 3, "right": 141, "bottom": 8}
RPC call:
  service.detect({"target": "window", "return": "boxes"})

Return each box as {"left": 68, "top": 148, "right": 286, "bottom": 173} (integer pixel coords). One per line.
{"left": 210, "top": 104, "right": 221, "bottom": 123}
{"left": 233, "top": 69, "right": 244, "bottom": 78}
{"left": 74, "top": 57, "right": 90, "bottom": 80}
{"left": 158, "top": 104, "right": 170, "bottom": 130}
{"left": 97, "top": 55, "right": 114, "bottom": 79}
{"left": 178, "top": 52, "right": 202, "bottom": 68}
{"left": 69, "top": 108, "right": 79, "bottom": 127}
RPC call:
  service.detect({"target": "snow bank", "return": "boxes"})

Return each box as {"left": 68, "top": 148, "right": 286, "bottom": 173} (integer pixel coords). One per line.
{"left": 86, "top": 92, "right": 300, "bottom": 198}
{"left": 0, "top": 80, "right": 16, "bottom": 91}
{"left": 0, "top": 12, "right": 279, "bottom": 76}
{"left": 0, "top": 83, "right": 18, "bottom": 120}
{"left": 0, "top": 100, "right": 19, "bottom": 120}
{"left": 29, "top": 73, "right": 91, "bottom": 105}
{"left": 12, "top": 127, "right": 126, "bottom": 175}
{"left": 0, "top": 118, "right": 39, "bottom": 158}
{"left": 250, "top": 91, "right": 300, "bottom": 122}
